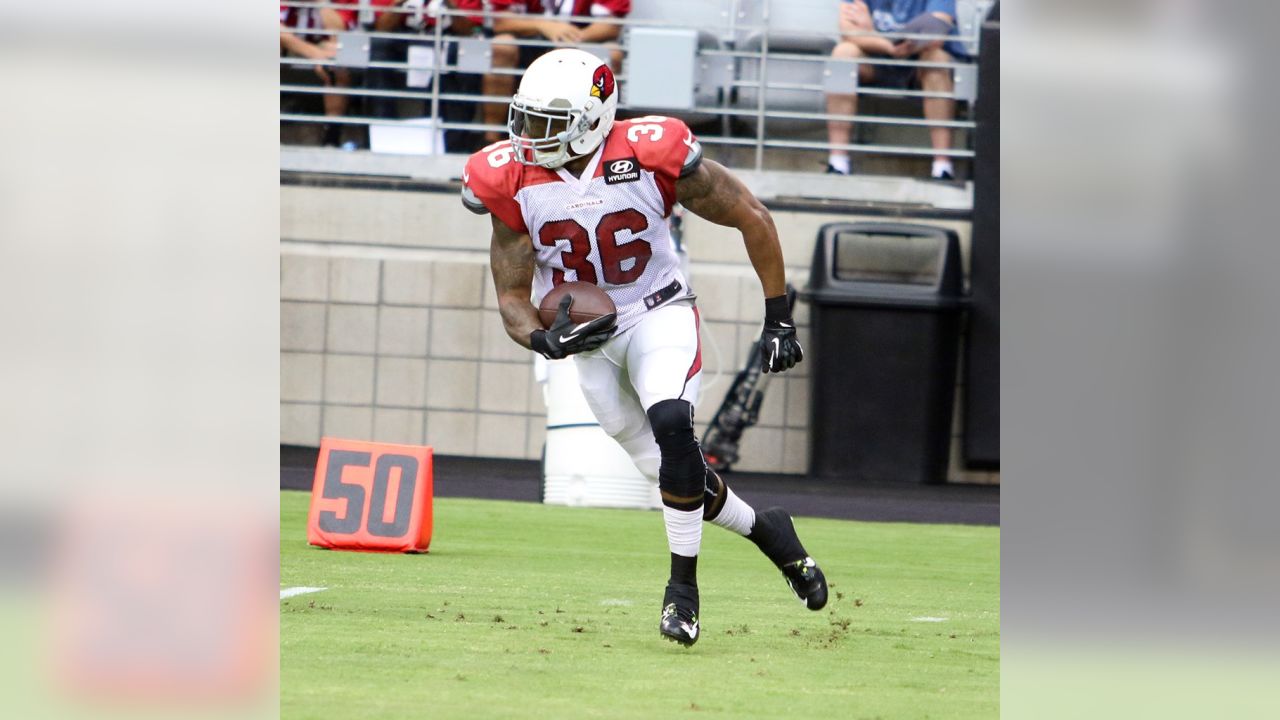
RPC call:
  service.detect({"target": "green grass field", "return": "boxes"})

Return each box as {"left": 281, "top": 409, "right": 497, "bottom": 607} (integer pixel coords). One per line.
{"left": 281, "top": 490, "right": 999, "bottom": 719}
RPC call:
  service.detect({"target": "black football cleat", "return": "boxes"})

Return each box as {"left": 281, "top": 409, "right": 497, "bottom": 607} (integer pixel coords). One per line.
{"left": 750, "top": 507, "right": 829, "bottom": 611}
{"left": 659, "top": 582, "right": 700, "bottom": 647}
{"left": 780, "top": 556, "right": 828, "bottom": 611}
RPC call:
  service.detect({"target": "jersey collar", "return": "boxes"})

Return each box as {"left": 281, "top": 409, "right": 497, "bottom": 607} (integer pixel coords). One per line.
{"left": 554, "top": 144, "right": 605, "bottom": 196}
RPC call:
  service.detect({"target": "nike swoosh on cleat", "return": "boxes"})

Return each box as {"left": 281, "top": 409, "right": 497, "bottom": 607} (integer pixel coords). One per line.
{"left": 683, "top": 622, "right": 698, "bottom": 640}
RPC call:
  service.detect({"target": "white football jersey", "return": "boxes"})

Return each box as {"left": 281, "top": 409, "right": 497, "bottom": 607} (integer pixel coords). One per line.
{"left": 463, "top": 116, "right": 703, "bottom": 332}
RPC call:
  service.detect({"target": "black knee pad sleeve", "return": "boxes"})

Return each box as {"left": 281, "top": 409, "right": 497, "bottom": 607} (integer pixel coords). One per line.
{"left": 648, "top": 399, "right": 704, "bottom": 506}
{"left": 647, "top": 398, "right": 694, "bottom": 440}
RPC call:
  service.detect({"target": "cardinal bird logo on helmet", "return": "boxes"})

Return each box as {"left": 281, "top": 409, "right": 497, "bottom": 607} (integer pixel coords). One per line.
{"left": 590, "top": 65, "right": 614, "bottom": 102}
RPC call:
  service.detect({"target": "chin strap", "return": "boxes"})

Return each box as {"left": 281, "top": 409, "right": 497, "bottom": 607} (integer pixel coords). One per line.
{"left": 535, "top": 142, "right": 598, "bottom": 170}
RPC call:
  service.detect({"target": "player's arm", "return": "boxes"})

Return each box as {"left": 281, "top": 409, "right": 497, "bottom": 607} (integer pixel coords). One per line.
{"left": 489, "top": 215, "right": 541, "bottom": 350}
{"left": 676, "top": 159, "right": 786, "bottom": 299}
{"left": 488, "top": 215, "right": 617, "bottom": 358}
{"left": 676, "top": 159, "right": 802, "bottom": 373}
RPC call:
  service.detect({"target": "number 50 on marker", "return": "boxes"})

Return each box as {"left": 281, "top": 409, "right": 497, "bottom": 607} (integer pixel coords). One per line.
{"left": 306, "top": 438, "right": 434, "bottom": 553}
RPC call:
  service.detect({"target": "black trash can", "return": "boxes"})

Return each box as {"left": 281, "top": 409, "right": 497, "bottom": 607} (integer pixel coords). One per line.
{"left": 802, "top": 222, "right": 965, "bottom": 484}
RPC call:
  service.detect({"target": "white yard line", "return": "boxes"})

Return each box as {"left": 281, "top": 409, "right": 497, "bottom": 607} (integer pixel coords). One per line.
{"left": 910, "top": 616, "right": 949, "bottom": 622}
{"left": 281, "top": 586, "right": 328, "bottom": 600}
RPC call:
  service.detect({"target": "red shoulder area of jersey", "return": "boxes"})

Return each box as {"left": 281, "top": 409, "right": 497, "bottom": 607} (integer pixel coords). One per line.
{"left": 601, "top": 116, "right": 698, "bottom": 214}
{"left": 606, "top": 116, "right": 695, "bottom": 175}
{"left": 462, "top": 140, "right": 560, "bottom": 235}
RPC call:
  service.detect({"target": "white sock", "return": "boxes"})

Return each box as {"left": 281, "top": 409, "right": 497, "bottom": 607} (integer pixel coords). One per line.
{"left": 931, "top": 158, "right": 953, "bottom": 178}
{"left": 827, "top": 153, "right": 851, "bottom": 175}
{"left": 709, "top": 488, "right": 756, "bottom": 536}
{"left": 663, "top": 506, "right": 703, "bottom": 557}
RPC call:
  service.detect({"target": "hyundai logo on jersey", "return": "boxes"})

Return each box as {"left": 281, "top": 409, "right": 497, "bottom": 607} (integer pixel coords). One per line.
{"left": 605, "top": 157, "right": 640, "bottom": 184}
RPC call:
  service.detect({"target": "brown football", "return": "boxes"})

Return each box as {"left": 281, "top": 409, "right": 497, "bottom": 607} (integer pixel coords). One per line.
{"left": 538, "top": 281, "right": 616, "bottom": 329}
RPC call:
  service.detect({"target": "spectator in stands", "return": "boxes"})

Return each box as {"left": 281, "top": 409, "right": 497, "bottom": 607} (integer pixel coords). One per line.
{"left": 280, "top": 1, "right": 358, "bottom": 148}
{"left": 479, "top": 0, "right": 630, "bottom": 145}
{"left": 824, "top": 0, "right": 968, "bottom": 180}
{"left": 365, "top": 0, "right": 484, "bottom": 151}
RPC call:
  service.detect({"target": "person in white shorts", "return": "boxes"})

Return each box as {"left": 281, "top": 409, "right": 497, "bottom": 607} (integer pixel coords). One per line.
{"left": 462, "top": 48, "right": 826, "bottom": 646}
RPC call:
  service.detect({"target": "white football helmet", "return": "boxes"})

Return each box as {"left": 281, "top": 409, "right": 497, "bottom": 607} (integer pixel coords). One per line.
{"left": 508, "top": 49, "right": 618, "bottom": 169}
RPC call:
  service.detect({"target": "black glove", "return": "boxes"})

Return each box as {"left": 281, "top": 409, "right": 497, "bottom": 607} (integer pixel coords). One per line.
{"left": 759, "top": 294, "right": 803, "bottom": 374}
{"left": 530, "top": 295, "right": 617, "bottom": 360}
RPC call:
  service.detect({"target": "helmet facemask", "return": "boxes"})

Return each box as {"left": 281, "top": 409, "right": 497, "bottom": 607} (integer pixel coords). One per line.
{"left": 508, "top": 97, "right": 591, "bottom": 169}
{"left": 507, "top": 50, "right": 618, "bottom": 169}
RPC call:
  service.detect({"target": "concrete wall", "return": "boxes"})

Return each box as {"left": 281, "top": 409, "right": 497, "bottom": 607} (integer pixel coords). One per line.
{"left": 281, "top": 183, "right": 998, "bottom": 484}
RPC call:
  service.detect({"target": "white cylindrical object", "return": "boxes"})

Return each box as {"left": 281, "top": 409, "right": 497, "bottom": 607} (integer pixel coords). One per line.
{"left": 537, "top": 357, "right": 659, "bottom": 510}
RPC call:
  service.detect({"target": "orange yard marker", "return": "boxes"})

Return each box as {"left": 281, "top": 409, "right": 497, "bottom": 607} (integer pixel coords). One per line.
{"left": 307, "top": 438, "right": 434, "bottom": 553}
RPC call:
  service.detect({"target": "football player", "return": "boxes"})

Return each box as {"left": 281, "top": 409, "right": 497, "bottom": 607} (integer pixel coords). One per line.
{"left": 462, "top": 49, "right": 827, "bottom": 646}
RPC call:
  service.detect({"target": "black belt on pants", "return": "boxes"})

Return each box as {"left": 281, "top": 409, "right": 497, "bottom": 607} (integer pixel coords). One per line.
{"left": 642, "top": 280, "right": 684, "bottom": 310}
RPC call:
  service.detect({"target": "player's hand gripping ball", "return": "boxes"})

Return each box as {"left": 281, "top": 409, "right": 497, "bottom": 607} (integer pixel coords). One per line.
{"left": 537, "top": 281, "right": 615, "bottom": 327}
{"left": 530, "top": 282, "right": 618, "bottom": 359}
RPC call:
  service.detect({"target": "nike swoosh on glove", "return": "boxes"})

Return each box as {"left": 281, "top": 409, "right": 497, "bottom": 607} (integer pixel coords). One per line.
{"left": 530, "top": 294, "right": 617, "bottom": 360}
{"left": 760, "top": 294, "right": 804, "bottom": 373}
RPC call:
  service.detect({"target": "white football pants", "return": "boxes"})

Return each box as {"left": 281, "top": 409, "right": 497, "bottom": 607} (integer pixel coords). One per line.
{"left": 572, "top": 301, "right": 702, "bottom": 483}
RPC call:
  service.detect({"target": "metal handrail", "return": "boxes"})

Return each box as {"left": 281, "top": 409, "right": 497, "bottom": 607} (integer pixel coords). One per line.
{"left": 281, "top": 84, "right": 974, "bottom": 129}
{"left": 278, "top": 2, "right": 976, "bottom": 44}
{"left": 280, "top": 113, "right": 973, "bottom": 159}
{"left": 280, "top": 0, "right": 984, "bottom": 167}
{"left": 702, "top": 48, "right": 968, "bottom": 70}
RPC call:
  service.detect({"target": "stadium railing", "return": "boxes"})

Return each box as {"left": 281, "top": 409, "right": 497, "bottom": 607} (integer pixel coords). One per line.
{"left": 279, "top": 0, "right": 992, "bottom": 173}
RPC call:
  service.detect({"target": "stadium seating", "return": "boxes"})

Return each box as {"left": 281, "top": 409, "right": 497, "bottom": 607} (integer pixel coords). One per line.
{"left": 730, "top": 0, "right": 840, "bottom": 130}
{"left": 732, "top": 34, "right": 836, "bottom": 118}
{"left": 626, "top": 0, "right": 734, "bottom": 44}
{"left": 624, "top": 0, "right": 736, "bottom": 125}
{"left": 279, "top": 0, "right": 989, "bottom": 177}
